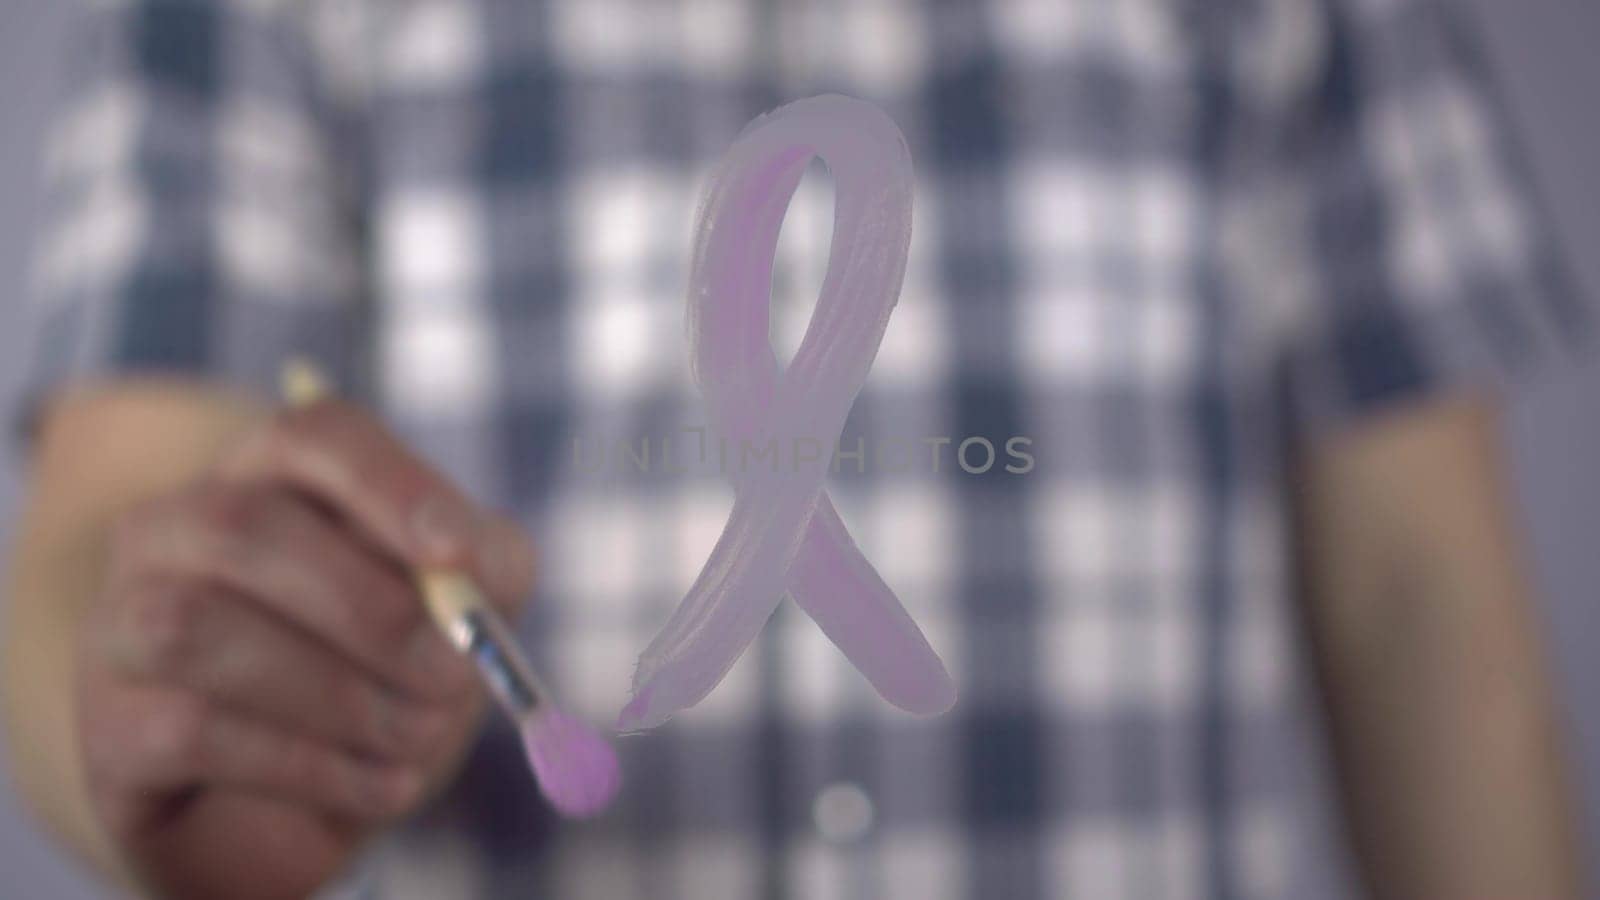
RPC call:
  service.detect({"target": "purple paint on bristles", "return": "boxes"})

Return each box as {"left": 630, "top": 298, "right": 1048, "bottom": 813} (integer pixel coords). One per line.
{"left": 521, "top": 710, "right": 622, "bottom": 818}
{"left": 620, "top": 95, "right": 956, "bottom": 732}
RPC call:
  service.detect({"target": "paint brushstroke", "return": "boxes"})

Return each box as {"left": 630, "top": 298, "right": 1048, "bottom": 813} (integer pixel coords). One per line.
{"left": 620, "top": 95, "right": 956, "bottom": 731}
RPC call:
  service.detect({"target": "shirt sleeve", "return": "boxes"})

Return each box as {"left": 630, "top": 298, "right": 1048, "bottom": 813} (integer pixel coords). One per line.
{"left": 1273, "top": 0, "right": 1593, "bottom": 435}
{"left": 17, "top": 0, "right": 370, "bottom": 436}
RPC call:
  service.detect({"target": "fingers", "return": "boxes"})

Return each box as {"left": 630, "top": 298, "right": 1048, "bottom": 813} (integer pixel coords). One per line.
{"left": 190, "top": 709, "right": 420, "bottom": 818}
{"left": 214, "top": 400, "right": 526, "bottom": 572}
{"left": 111, "top": 485, "right": 476, "bottom": 700}
{"left": 96, "top": 579, "right": 459, "bottom": 761}
{"left": 214, "top": 400, "right": 538, "bottom": 610}
{"left": 475, "top": 512, "right": 538, "bottom": 616}
{"left": 84, "top": 684, "right": 426, "bottom": 826}
{"left": 78, "top": 401, "right": 542, "bottom": 857}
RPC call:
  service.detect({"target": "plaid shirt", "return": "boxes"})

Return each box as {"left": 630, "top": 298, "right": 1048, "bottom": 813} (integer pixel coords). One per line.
{"left": 23, "top": 0, "right": 1588, "bottom": 897}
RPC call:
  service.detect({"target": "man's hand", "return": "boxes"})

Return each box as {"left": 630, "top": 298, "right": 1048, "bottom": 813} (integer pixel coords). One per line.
{"left": 4, "top": 383, "right": 535, "bottom": 900}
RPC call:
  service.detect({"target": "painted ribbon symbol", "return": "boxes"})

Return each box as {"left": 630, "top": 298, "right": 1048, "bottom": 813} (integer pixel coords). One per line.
{"left": 619, "top": 95, "right": 957, "bottom": 731}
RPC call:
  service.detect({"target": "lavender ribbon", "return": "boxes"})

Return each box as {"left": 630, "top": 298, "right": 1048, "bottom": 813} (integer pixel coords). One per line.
{"left": 619, "top": 95, "right": 957, "bottom": 731}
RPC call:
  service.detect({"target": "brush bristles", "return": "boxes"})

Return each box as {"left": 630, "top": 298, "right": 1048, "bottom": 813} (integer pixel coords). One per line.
{"left": 520, "top": 710, "right": 622, "bottom": 818}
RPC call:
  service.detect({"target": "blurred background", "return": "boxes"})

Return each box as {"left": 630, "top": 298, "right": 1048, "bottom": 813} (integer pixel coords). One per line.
{"left": 0, "top": 0, "right": 1596, "bottom": 895}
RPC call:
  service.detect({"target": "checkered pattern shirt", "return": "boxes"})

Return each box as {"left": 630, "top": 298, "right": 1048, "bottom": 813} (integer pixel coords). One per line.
{"left": 22, "top": 0, "right": 1589, "bottom": 897}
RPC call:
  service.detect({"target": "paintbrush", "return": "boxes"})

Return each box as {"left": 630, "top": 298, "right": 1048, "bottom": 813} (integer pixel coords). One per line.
{"left": 281, "top": 359, "right": 621, "bottom": 818}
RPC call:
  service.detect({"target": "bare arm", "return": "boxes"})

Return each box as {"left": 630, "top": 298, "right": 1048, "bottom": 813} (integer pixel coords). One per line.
{"left": 1296, "top": 394, "right": 1587, "bottom": 898}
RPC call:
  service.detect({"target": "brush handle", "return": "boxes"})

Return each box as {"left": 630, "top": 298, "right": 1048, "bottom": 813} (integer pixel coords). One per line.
{"left": 418, "top": 571, "right": 551, "bottom": 721}
{"left": 280, "top": 359, "right": 551, "bottom": 722}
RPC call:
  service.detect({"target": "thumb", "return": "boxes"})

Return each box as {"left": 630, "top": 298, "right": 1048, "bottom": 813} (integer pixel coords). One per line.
{"left": 472, "top": 513, "right": 538, "bottom": 615}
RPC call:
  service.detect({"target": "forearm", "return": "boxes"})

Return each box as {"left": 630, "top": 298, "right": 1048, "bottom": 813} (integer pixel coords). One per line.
{"left": 1298, "top": 397, "right": 1586, "bottom": 898}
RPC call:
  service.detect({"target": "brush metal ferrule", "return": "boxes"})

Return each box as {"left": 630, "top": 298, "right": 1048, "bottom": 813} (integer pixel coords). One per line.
{"left": 419, "top": 572, "right": 548, "bottom": 722}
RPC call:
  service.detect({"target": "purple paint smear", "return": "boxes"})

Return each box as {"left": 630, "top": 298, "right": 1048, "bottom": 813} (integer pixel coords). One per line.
{"left": 619, "top": 95, "right": 957, "bottom": 731}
